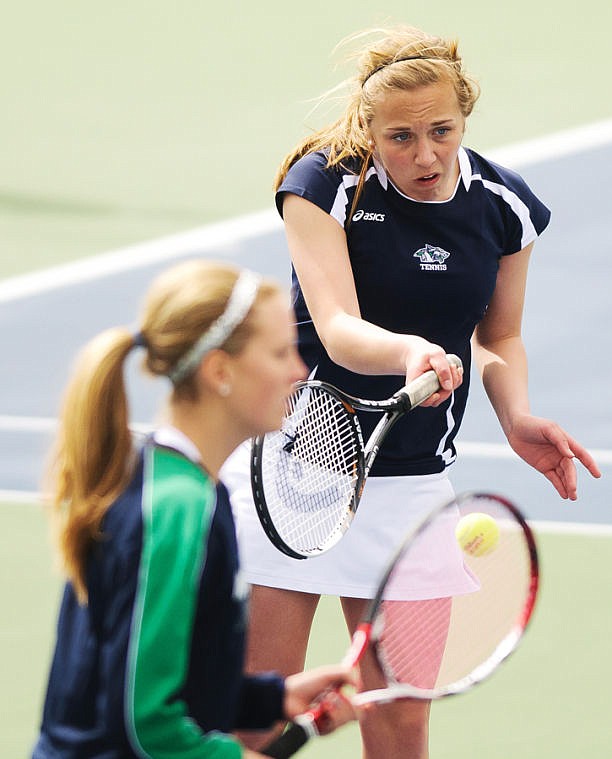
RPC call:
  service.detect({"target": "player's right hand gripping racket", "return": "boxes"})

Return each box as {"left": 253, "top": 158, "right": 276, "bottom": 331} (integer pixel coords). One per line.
{"left": 262, "top": 491, "right": 539, "bottom": 758}
{"left": 251, "top": 354, "right": 463, "bottom": 559}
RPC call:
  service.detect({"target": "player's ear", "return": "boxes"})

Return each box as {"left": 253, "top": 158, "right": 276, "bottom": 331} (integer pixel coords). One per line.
{"left": 198, "top": 350, "right": 234, "bottom": 398}
{"left": 367, "top": 136, "right": 379, "bottom": 161}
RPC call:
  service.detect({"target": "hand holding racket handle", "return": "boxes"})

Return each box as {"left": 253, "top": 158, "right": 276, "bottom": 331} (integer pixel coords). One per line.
{"left": 261, "top": 691, "right": 356, "bottom": 759}
{"left": 398, "top": 353, "right": 463, "bottom": 410}
{"left": 262, "top": 627, "right": 369, "bottom": 757}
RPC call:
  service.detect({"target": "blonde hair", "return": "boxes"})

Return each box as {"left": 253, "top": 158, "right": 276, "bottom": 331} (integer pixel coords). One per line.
{"left": 274, "top": 25, "right": 480, "bottom": 212}
{"left": 48, "top": 260, "right": 279, "bottom": 602}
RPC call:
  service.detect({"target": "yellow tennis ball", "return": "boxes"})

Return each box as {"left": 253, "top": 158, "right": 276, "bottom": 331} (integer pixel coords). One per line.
{"left": 455, "top": 512, "right": 500, "bottom": 557}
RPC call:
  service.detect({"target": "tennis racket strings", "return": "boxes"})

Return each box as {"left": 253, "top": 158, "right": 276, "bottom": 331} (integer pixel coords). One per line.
{"left": 355, "top": 492, "right": 539, "bottom": 703}
{"left": 254, "top": 385, "right": 363, "bottom": 555}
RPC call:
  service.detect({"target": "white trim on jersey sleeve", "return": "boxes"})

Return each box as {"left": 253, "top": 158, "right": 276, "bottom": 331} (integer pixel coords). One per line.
{"left": 458, "top": 147, "right": 473, "bottom": 191}
{"left": 329, "top": 167, "right": 378, "bottom": 227}
{"left": 372, "top": 157, "right": 388, "bottom": 189}
{"left": 460, "top": 146, "right": 539, "bottom": 250}
{"left": 329, "top": 177, "right": 355, "bottom": 227}
{"left": 459, "top": 146, "right": 538, "bottom": 253}
{"left": 481, "top": 179, "right": 538, "bottom": 249}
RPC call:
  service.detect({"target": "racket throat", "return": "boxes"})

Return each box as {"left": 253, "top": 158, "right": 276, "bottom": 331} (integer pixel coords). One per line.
{"left": 343, "top": 623, "right": 372, "bottom": 667}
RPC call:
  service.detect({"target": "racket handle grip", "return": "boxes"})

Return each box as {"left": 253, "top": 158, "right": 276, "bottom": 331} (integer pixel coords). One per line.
{"left": 402, "top": 353, "right": 463, "bottom": 409}
{"left": 261, "top": 693, "right": 340, "bottom": 758}
{"left": 261, "top": 714, "right": 319, "bottom": 758}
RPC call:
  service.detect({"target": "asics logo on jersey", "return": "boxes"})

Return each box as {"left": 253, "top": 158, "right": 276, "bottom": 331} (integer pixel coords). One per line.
{"left": 414, "top": 244, "right": 450, "bottom": 271}
{"left": 352, "top": 209, "right": 385, "bottom": 222}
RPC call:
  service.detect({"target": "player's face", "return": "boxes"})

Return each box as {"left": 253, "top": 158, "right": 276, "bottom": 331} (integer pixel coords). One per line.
{"left": 368, "top": 81, "right": 465, "bottom": 202}
{"left": 228, "top": 294, "right": 306, "bottom": 436}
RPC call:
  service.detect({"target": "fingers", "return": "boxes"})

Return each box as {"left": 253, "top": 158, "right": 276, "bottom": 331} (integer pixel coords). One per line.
{"left": 553, "top": 457, "right": 576, "bottom": 500}
{"left": 284, "top": 665, "right": 357, "bottom": 719}
{"left": 565, "top": 436, "right": 602, "bottom": 479}
{"left": 545, "top": 470, "right": 569, "bottom": 500}
{"left": 312, "top": 664, "right": 357, "bottom": 691}
{"left": 543, "top": 426, "right": 602, "bottom": 499}
{"left": 314, "top": 690, "right": 358, "bottom": 735}
{"left": 427, "top": 353, "right": 453, "bottom": 392}
{"left": 561, "top": 456, "right": 579, "bottom": 501}
{"left": 429, "top": 352, "right": 462, "bottom": 390}
{"left": 542, "top": 423, "right": 575, "bottom": 459}
{"left": 540, "top": 431, "right": 604, "bottom": 500}
{"left": 404, "top": 340, "right": 462, "bottom": 385}
{"left": 419, "top": 357, "right": 463, "bottom": 408}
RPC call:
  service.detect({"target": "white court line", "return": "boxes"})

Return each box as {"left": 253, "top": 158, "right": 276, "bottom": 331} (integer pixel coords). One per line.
{"left": 458, "top": 440, "right": 612, "bottom": 466}
{"left": 532, "top": 520, "right": 612, "bottom": 537}
{"left": 0, "top": 208, "right": 282, "bottom": 304}
{"left": 0, "top": 415, "right": 57, "bottom": 432}
{"left": 486, "top": 118, "right": 612, "bottom": 168}
{"left": 3, "top": 418, "right": 610, "bottom": 530}
{"left": 2, "top": 414, "right": 612, "bottom": 465}
{"left": 2, "top": 490, "right": 611, "bottom": 539}
{"left": 0, "top": 119, "right": 611, "bottom": 305}
{"left": 0, "top": 490, "right": 44, "bottom": 504}
{"left": 2, "top": 415, "right": 611, "bottom": 465}
{"left": 0, "top": 415, "right": 151, "bottom": 435}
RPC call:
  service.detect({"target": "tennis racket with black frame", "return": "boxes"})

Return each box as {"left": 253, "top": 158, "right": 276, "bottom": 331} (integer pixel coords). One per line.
{"left": 251, "top": 354, "right": 463, "bottom": 559}
{"left": 262, "top": 491, "right": 540, "bottom": 758}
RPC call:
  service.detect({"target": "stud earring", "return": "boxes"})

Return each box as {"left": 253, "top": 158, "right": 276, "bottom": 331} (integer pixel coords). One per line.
{"left": 219, "top": 383, "right": 231, "bottom": 397}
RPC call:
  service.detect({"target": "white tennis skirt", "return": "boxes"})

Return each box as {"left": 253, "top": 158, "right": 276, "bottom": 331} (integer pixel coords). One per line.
{"left": 221, "top": 441, "right": 477, "bottom": 599}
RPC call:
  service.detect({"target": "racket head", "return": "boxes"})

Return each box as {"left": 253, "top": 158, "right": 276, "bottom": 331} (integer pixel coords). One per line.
{"left": 354, "top": 491, "right": 539, "bottom": 704}
{"left": 251, "top": 381, "right": 365, "bottom": 559}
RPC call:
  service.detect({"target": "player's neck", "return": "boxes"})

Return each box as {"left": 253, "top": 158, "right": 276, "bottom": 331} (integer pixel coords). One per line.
{"left": 167, "top": 399, "right": 246, "bottom": 480}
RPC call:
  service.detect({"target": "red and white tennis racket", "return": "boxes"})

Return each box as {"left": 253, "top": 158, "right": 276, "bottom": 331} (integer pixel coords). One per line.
{"left": 251, "top": 354, "right": 463, "bottom": 559}
{"left": 262, "top": 491, "right": 539, "bottom": 758}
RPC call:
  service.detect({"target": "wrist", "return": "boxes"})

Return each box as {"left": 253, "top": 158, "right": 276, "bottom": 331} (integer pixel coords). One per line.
{"left": 502, "top": 409, "right": 531, "bottom": 440}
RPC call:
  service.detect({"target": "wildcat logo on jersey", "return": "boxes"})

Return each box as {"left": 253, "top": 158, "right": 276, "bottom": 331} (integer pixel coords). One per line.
{"left": 352, "top": 209, "right": 386, "bottom": 222}
{"left": 414, "top": 244, "right": 451, "bottom": 271}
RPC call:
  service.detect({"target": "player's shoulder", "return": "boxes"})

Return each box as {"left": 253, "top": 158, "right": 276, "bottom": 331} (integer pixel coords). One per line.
{"left": 462, "top": 146, "right": 550, "bottom": 238}
{"left": 462, "top": 147, "right": 532, "bottom": 194}
{"left": 285, "top": 149, "right": 361, "bottom": 183}
{"left": 276, "top": 150, "right": 362, "bottom": 218}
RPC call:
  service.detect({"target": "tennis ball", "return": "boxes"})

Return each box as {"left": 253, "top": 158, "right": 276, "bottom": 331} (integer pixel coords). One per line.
{"left": 455, "top": 512, "right": 499, "bottom": 557}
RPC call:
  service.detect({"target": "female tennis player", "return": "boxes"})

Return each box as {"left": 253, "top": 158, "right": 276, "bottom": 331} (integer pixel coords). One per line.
{"left": 222, "top": 24, "right": 602, "bottom": 758}
{"left": 31, "top": 260, "right": 356, "bottom": 758}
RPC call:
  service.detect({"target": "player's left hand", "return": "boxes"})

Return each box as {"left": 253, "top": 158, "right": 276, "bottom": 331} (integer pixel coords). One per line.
{"left": 506, "top": 414, "right": 602, "bottom": 500}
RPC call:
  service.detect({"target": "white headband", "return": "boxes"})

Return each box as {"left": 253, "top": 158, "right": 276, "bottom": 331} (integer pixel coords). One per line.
{"left": 168, "top": 269, "right": 261, "bottom": 386}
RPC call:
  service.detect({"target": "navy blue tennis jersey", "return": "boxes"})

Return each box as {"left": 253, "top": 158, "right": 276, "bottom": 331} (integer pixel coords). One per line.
{"left": 276, "top": 147, "right": 551, "bottom": 476}
{"left": 32, "top": 442, "right": 284, "bottom": 758}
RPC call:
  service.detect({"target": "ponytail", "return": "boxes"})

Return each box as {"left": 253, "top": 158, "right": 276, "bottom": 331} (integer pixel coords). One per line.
{"left": 47, "top": 328, "right": 135, "bottom": 603}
